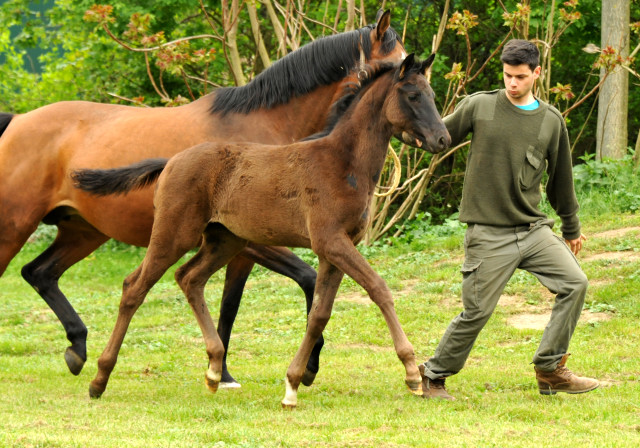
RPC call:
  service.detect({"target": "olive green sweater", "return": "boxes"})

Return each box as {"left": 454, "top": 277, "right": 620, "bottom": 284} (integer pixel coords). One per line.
{"left": 445, "top": 89, "right": 581, "bottom": 240}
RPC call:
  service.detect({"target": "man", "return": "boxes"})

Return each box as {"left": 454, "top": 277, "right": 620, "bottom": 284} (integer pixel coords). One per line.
{"left": 418, "top": 39, "right": 599, "bottom": 400}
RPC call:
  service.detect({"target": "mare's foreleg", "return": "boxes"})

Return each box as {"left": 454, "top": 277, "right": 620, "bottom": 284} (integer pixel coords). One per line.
{"left": 21, "top": 217, "right": 108, "bottom": 375}
{"left": 316, "top": 234, "right": 421, "bottom": 395}
{"left": 282, "top": 259, "right": 343, "bottom": 409}
{"left": 175, "top": 224, "right": 247, "bottom": 393}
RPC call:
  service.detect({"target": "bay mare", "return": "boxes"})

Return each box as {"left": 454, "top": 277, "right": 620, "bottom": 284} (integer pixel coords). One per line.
{"left": 0, "top": 11, "right": 406, "bottom": 385}
{"left": 73, "top": 54, "right": 451, "bottom": 407}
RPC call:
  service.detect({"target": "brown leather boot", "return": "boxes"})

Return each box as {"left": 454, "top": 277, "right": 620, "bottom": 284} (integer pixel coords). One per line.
{"left": 535, "top": 354, "right": 599, "bottom": 395}
{"left": 419, "top": 364, "right": 455, "bottom": 400}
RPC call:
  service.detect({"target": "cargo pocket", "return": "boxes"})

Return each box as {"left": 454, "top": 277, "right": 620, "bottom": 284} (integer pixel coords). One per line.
{"left": 519, "top": 145, "right": 544, "bottom": 190}
{"left": 461, "top": 258, "right": 483, "bottom": 308}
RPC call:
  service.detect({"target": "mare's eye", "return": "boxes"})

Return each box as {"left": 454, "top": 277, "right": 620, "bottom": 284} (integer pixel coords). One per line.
{"left": 408, "top": 93, "right": 420, "bottom": 102}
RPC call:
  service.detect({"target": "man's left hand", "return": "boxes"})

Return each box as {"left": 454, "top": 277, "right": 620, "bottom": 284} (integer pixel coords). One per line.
{"left": 565, "top": 234, "right": 587, "bottom": 255}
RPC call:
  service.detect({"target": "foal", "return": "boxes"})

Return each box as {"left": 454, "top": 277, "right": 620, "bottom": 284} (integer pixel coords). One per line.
{"left": 73, "top": 54, "right": 450, "bottom": 407}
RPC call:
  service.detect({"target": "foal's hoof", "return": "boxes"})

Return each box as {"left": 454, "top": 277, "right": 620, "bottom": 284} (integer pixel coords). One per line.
{"left": 205, "top": 371, "right": 221, "bottom": 393}
{"left": 64, "top": 347, "right": 85, "bottom": 376}
{"left": 281, "top": 401, "right": 297, "bottom": 410}
{"left": 301, "top": 368, "right": 317, "bottom": 387}
{"left": 89, "top": 383, "right": 104, "bottom": 399}
{"left": 406, "top": 378, "right": 423, "bottom": 396}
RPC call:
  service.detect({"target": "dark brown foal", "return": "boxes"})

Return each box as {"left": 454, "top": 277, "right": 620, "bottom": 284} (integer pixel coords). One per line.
{"left": 73, "top": 54, "right": 450, "bottom": 407}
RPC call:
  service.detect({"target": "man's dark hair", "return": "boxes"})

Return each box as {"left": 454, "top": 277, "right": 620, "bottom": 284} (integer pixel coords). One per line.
{"left": 500, "top": 39, "right": 540, "bottom": 71}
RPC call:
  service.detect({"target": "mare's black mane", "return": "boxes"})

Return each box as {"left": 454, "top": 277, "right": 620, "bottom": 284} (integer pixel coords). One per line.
{"left": 301, "top": 62, "right": 397, "bottom": 141}
{"left": 210, "top": 24, "right": 401, "bottom": 115}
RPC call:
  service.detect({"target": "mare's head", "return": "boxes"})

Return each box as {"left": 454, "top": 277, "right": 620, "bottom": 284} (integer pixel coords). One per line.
{"left": 386, "top": 54, "right": 451, "bottom": 153}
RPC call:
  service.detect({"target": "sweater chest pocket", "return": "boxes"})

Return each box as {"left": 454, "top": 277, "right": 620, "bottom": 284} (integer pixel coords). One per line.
{"left": 518, "top": 145, "right": 545, "bottom": 190}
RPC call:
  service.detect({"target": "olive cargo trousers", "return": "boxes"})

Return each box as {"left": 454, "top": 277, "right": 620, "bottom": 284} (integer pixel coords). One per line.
{"left": 422, "top": 222, "right": 588, "bottom": 379}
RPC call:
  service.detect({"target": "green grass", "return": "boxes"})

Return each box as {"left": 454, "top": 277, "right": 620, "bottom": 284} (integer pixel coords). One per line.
{"left": 1, "top": 211, "right": 640, "bottom": 447}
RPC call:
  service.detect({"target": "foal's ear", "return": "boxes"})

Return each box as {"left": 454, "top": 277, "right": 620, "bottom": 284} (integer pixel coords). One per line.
{"left": 375, "top": 9, "right": 391, "bottom": 41}
{"left": 420, "top": 54, "right": 436, "bottom": 75}
{"left": 397, "top": 53, "right": 416, "bottom": 80}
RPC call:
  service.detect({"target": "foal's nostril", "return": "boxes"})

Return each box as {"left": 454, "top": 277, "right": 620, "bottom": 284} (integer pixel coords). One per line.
{"left": 438, "top": 136, "right": 448, "bottom": 149}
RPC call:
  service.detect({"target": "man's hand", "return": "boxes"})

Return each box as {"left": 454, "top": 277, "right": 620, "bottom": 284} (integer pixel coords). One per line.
{"left": 565, "top": 234, "right": 587, "bottom": 255}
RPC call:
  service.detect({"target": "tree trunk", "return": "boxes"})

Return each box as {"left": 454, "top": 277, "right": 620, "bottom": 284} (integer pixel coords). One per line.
{"left": 597, "top": 0, "right": 629, "bottom": 160}
{"left": 222, "top": 0, "right": 246, "bottom": 86}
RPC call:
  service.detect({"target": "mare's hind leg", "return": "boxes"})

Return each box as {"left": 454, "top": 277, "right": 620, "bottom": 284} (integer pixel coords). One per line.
{"left": 282, "top": 258, "right": 343, "bottom": 409}
{"left": 217, "top": 254, "right": 254, "bottom": 388}
{"left": 175, "top": 223, "right": 248, "bottom": 393}
{"left": 21, "top": 214, "right": 108, "bottom": 375}
{"left": 217, "top": 244, "right": 321, "bottom": 388}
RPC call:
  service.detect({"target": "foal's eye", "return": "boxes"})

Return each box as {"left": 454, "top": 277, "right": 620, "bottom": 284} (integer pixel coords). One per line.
{"left": 408, "top": 93, "right": 420, "bottom": 102}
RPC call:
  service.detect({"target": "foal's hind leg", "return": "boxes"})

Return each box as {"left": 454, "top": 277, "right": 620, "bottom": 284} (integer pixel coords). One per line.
{"left": 218, "top": 244, "right": 321, "bottom": 388}
{"left": 21, "top": 215, "right": 108, "bottom": 375}
{"left": 175, "top": 224, "right": 247, "bottom": 393}
{"left": 90, "top": 219, "right": 203, "bottom": 398}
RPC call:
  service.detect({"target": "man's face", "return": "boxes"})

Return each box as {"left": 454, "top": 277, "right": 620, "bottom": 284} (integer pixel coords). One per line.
{"left": 503, "top": 63, "right": 541, "bottom": 103}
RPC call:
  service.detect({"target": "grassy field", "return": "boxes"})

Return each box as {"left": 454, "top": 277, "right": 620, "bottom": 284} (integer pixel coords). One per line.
{"left": 1, "top": 208, "right": 639, "bottom": 447}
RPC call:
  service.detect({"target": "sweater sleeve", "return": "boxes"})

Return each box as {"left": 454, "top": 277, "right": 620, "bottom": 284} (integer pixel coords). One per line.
{"left": 545, "top": 116, "right": 581, "bottom": 240}
{"left": 443, "top": 96, "right": 474, "bottom": 147}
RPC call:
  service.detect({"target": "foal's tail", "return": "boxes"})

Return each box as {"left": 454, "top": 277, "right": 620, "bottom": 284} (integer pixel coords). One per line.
{"left": 0, "top": 113, "right": 14, "bottom": 138}
{"left": 71, "top": 158, "right": 169, "bottom": 196}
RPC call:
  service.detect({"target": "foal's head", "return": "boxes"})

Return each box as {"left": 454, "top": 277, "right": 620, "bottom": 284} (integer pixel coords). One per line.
{"left": 386, "top": 54, "right": 451, "bottom": 153}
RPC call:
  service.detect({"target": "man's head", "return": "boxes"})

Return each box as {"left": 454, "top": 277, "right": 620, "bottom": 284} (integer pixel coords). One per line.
{"left": 500, "top": 39, "right": 541, "bottom": 105}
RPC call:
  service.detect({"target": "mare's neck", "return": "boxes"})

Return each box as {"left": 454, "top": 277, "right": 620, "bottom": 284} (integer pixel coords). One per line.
{"left": 210, "top": 84, "right": 346, "bottom": 144}
{"left": 327, "top": 84, "right": 394, "bottom": 188}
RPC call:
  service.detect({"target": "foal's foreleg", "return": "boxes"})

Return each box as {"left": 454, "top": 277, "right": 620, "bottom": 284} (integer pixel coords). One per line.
{"left": 282, "top": 259, "right": 343, "bottom": 409}
{"left": 318, "top": 235, "right": 421, "bottom": 394}
{"left": 175, "top": 224, "right": 247, "bottom": 393}
{"left": 243, "top": 244, "right": 321, "bottom": 386}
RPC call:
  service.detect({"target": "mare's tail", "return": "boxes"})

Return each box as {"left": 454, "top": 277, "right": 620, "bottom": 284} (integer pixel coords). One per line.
{"left": 0, "top": 113, "right": 14, "bottom": 138}
{"left": 72, "top": 158, "right": 169, "bottom": 196}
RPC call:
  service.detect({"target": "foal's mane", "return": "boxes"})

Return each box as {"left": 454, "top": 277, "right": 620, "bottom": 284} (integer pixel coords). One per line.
{"left": 210, "top": 24, "right": 401, "bottom": 115}
{"left": 301, "top": 62, "right": 396, "bottom": 141}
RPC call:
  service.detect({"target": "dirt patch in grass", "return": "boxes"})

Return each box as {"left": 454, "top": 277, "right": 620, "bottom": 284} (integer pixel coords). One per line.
{"left": 591, "top": 226, "right": 640, "bottom": 239}
{"left": 583, "top": 251, "right": 640, "bottom": 262}
{"left": 506, "top": 311, "right": 610, "bottom": 330}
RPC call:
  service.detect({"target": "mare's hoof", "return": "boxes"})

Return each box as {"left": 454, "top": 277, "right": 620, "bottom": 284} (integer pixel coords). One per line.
{"left": 89, "top": 383, "right": 104, "bottom": 399}
{"left": 301, "top": 368, "right": 317, "bottom": 387}
{"left": 219, "top": 370, "right": 241, "bottom": 389}
{"left": 64, "top": 347, "right": 85, "bottom": 376}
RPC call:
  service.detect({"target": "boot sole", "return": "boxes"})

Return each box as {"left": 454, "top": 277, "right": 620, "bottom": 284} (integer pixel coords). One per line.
{"left": 539, "top": 384, "right": 599, "bottom": 395}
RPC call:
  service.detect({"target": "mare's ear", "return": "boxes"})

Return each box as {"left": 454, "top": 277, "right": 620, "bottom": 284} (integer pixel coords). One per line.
{"left": 420, "top": 54, "right": 436, "bottom": 75}
{"left": 397, "top": 53, "right": 416, "bottom": 80}
{"left": 376, "top": 9, "right": 391, "bottom": 41}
